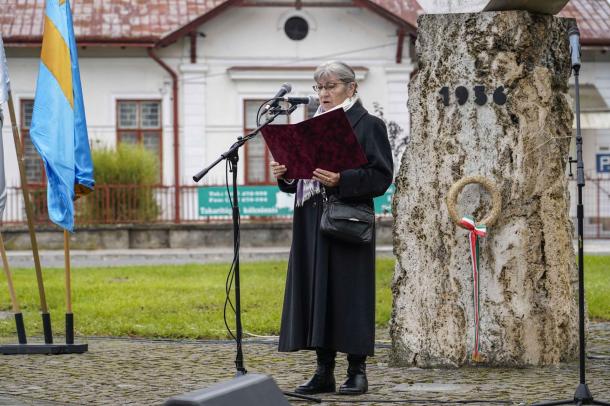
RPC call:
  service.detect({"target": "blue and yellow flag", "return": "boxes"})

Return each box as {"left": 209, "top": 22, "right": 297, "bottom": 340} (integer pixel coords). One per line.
{"left": 30, "top": 0, "right": 94, "bottom": 232}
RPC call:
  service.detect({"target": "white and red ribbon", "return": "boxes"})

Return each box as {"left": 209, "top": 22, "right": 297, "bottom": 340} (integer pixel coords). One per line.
{"left": 458, "top": 215, "right": 487, "bottom": 362}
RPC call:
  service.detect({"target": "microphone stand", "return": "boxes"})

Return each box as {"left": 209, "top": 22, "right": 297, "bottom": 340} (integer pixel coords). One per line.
{"left": 531, "top": 32, "right": 609, "bottom": 406}
{"left": 193, "top": 103, "right": 321, "bottom": 404}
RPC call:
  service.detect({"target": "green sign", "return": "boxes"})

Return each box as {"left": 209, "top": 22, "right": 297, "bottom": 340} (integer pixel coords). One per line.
{"left": 198, "top": 185, "right": 395, "bottom": 217}
{"left": 198, "top": 186, "right": 294, "bottom": 217}
{"left": 374, "top": 184, "right": 395, "bottom": 215}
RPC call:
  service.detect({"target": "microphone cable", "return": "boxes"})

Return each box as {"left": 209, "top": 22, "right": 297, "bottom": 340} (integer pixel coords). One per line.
{"left": 221, "top": 98, "right": 291, "bottom": 354}
{"left": 222, "top": 158, "right": 239, "bottom": 343}
{"left": 221, "top": 95, "right": 301, "bottom": 360}
{"left": 256, "top": 97, "right": 280, "bottom": 127}
{"left": 222, "top": 97, "right": 276, "bottom": 351}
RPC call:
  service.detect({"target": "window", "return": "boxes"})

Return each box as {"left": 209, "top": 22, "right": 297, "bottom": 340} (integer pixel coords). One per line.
{"left": 117, "top": 100, "right": 162, "bottom": 182}
{"left": 20, "top": 99, "right": 45, "bottom": 185}
{"left": 284, "top": 16, "right": 309, "bottom": 41}
{"left": 244, "top": 100, "right": 289, "bottom": 185}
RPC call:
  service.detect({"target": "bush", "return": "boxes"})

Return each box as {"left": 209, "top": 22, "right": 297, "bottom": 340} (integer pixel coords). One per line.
{"left": 93, "top": 143, "right": 159, "bottom": 185}
{"left": 78, "top": 144, "right": 160, "bottom": 223}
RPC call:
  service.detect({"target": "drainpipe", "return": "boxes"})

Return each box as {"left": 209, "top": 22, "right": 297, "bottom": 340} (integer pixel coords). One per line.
{"left": 147, "top": 47, "right": 181, "bottom": 223}
{"left": 396, "top": 28, "right": 405, "bottom": 64}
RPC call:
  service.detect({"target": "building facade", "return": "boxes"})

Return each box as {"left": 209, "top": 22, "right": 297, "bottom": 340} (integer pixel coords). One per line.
{"left": 1, "top": 0, "right": 609, "bottom": 230}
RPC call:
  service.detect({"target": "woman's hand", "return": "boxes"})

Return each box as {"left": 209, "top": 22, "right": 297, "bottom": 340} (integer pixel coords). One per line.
{"left": 270, "top": 161, "right": 288, "bottom": 179}
{"left": 313, "top": 168, "right": 340, "bottom": 187}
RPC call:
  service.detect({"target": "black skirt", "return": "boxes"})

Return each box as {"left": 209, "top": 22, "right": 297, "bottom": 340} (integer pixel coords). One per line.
{"left": 278, "top": 193, "right": 376, "bottom": 356}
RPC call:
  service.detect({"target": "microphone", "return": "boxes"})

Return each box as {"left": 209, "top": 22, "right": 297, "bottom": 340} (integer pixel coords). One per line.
{"left": 568, "top": 25, "right": 581, "bottom": 70}
{"left": 262, "top": 83, "right": 292, "bottom": 113}
{"left": 282, "top": 95, "right": 319, "bottom": 105}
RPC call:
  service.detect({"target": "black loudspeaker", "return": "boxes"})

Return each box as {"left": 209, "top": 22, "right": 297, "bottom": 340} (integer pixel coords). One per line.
{"left": 164, "top": 374, "right": 290, "bottom": 406}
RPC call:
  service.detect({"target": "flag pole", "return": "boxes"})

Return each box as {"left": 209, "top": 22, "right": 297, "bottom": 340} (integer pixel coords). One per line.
{"left": 63, "top": 229, "right": 74, "bottom": 345}
{"left": 6, "top": 90, "right": 53, "bottom": 344}
{"left": 0, "top": 233, "right": 27, "bottom": 344}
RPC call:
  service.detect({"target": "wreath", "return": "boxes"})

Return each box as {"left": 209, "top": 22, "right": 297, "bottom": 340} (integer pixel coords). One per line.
{"left": 445, "top": 175, "right": 502, "bottom": 363}
{"left": 446, "top": 176, "right": 501, "bottom": 228}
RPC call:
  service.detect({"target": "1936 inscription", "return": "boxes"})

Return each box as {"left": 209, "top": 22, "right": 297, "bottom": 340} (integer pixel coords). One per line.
{"left": 439, "top": 86, "right": 507, "bottom": 106}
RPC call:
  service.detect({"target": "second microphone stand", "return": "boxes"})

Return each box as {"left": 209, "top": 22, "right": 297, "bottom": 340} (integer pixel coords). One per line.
{"left": 531, "top": 40, "right": 609, "bottom": 406}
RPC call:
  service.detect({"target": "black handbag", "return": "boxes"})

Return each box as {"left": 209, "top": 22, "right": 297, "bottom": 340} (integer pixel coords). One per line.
{"left": 320, "top": 190, "right": 374, "bottom": 245}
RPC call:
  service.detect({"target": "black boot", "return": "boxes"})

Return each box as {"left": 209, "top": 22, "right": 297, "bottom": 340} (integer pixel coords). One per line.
{"left": 295, "top": 348, "right": 336, "bottom": 395}
{"left": 339, "top": 354, "right": 368, "bottom": 395}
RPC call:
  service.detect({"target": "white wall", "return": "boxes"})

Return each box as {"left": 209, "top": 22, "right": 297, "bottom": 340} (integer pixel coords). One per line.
{"left": 579, "top": 50, "right": 610, "bottom": 105}
{"left": 2, "top": 52, "right": 37, "bottom": 188}
{"left": 2, "top": 50, "right": 176, "bottom": 186}
{"left": 185, "top": 6, "right": 412, "bottom": 184}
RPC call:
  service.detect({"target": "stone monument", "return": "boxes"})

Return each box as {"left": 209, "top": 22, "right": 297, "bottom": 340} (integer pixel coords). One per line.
{"left": 391, "top": 11, "right": 579, "bottom": 367}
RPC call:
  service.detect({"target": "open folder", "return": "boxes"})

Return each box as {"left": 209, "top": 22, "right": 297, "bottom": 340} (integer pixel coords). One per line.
{"left": 260, "top": 108, "right": 368, "bottom": 179}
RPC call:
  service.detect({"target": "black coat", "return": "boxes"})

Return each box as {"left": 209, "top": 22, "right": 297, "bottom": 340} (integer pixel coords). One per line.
{"left": 277, "top": 101, "right": 394, "bottom": 356}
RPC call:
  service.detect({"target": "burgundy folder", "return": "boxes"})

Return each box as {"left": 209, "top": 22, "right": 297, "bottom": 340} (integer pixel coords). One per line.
{"left": 260, "top": 109, "right": 368, "bottom": 179}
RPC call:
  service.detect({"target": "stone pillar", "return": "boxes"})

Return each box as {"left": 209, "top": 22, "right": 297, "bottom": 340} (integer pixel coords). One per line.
{"left": 391, "top": 11, "right": 579, "bottom": 367}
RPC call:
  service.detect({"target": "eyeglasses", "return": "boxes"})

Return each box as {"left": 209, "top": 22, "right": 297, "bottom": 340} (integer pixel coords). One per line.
{"left": 312, "top": 82, "right": 349, "bottom": 93}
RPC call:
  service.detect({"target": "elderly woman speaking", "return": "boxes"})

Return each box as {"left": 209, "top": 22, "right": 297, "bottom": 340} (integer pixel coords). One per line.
{"left": 270, "top": 61, "right": 393, "bottom": 395}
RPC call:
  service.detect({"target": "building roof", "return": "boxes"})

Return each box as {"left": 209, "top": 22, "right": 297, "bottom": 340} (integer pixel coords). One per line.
{"left": 0, "top": 0, "right": 608, "bottom": 47}
{"left": 559, "top": 0, "right": 610, "bottom": 46}
{"left": 0, "top": 0, "right": 226, "bottom": 46}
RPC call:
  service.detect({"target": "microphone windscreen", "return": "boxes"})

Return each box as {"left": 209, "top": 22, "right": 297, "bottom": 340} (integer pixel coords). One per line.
{"left": 568, "top": 25, "right": 581, "bottom": 68}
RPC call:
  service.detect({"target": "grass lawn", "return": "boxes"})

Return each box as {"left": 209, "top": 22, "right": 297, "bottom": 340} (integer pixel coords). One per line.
{"left": 0, "top": 257, "right": 607, "bottom": 339}
{"left": 0, "top": 259, "right": 394, "bottom": 339}
{"left": 584, "top": 256, "right": 610, "bottom": 321}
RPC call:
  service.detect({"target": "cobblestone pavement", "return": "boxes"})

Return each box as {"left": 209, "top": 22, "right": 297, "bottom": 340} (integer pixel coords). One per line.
{"left": 0, "top": 324, "right": 608, "bottom": 406}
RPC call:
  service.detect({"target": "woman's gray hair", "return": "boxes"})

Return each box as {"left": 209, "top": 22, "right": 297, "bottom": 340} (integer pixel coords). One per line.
{"left": 314, "top": 61, "right": 356, "bottom": 86}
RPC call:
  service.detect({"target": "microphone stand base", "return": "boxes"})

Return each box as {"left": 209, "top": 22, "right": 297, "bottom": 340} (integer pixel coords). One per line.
{"left": 0, "top": 343, "right": 88, "bottom": 355}
{"left": 283, "top": 391, "right": 322, "bottom": 403}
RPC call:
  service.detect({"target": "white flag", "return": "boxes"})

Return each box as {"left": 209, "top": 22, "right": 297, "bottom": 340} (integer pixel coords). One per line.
{"left": 0, "top": 34, "right": 8, "bottom": 220}
{"left": 0, "top": 34, "right": 8, "bottom": 104}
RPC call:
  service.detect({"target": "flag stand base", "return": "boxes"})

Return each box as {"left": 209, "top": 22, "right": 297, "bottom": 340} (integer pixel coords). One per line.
{"left": 0, "top": 312, "right": 87, "bottom": 355}
{"left": 0, "top": 343, "right": 88, "bottom": 355}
